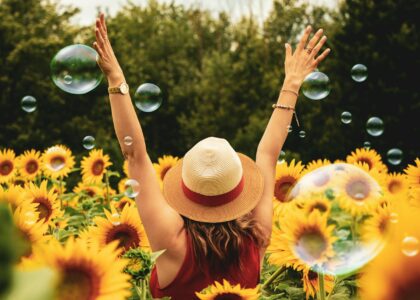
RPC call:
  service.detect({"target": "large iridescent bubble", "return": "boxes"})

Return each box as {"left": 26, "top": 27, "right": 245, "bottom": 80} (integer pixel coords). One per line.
{"left": 51, "top": 44, "right": 103, "bottom": 94}
{"left": 280, "top": 163, "right": 391, "bottom": 276}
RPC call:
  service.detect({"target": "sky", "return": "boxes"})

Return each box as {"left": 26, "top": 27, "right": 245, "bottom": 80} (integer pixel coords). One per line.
{"left": 57, "top": 0, "right": 338, "bottom": 25}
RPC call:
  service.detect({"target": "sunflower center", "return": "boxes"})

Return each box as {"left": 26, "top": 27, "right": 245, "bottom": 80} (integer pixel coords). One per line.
{"left": 378, "top": 215, "right": 389, "bottom": 234}
{"left": 310, "top": 202, "right": 328, "bottom": 213}
{"left": 13, "top": 178, "right": 26, "bottom": 187}
{"left": 388, "top": 180, "right": 402, "bottom": 194}
{"left": 274, "top": 176, "right": 296, "bottom": 202}
{"left": 295, "top": 228, "right": 328, "bottom": 263}
{"left": 127, "top": 257, "right": 143, "bottom": 273}
{"left": 308, "top": 270, "right": 318, "bottom": 281}
{"left": 345, "top": 179, "right": 370, "bottom": 201}
{"left": 57, "top": 266, "right": 99, "bottom": 300}
{"left": 25, "top": 159, "right": 39, "bottom": 174}
{"left": 91, "top": 159, "right": 105, "bottom": 176}
{"left": 106, "top": 224, "right": 140, "bottom": 251}
{"left": 49, "top": 155, "right": 65, "bottom": 171}
{"left": 34, "top": 197, "right": 53, "bottom": 222}
{"left": 214, "top": 293, "right": 242, "bottom": 300}
{"left": 0, "top": 160, "right": 13, "bottom": 176}
{"left": 160, "top": 166, "right": 171, "bottom": 180}
{"left": 312, "top": 170, "right": 330, "bottom": 187}
{"left": 86, "top": 188, "right": 96, "bottom": 197}
{"left": 357, "top": 158, "right": 373, "bottom": 169}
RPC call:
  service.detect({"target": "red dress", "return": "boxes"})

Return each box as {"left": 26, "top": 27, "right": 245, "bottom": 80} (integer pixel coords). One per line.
{"left": 149, "top": 232, "right": 261, "bottom": 300}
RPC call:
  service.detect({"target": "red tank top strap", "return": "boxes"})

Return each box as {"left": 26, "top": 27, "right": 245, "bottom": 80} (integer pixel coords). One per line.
{"left": 150, "top": 232, "right": 261, "bottom": 300}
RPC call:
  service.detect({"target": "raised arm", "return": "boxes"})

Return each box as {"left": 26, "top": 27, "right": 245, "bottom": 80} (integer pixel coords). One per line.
{"left": 93, "top": 14, "right": 184, "bottom": 252}
{"left": 253, "top": 25, "right": 330, "bottom": 237}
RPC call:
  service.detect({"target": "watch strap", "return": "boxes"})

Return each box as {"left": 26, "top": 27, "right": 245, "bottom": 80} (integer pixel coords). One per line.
{"left": 108, "top": 86, "right": 121, "bottom": 94}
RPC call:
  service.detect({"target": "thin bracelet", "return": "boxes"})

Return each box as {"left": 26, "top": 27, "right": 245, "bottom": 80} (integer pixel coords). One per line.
{"left": 281, "top": 89, "right": 299, "bottom": 97}
{"left": 272, "top": 103, "right": 300, "bottom": 127}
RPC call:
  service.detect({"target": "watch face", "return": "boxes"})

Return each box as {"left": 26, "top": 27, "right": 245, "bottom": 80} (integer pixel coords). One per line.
{"left": 120, "top": 83, "right": 129, "bottom": 94}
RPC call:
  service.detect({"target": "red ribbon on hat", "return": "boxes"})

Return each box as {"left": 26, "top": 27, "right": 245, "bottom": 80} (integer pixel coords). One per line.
{"left": 181, "top": 177, "right": 244, "bottom": 207}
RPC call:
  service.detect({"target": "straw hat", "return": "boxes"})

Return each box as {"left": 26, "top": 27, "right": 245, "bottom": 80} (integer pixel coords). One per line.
{"left": 163, "top": 137, "right": 264, "bottom": 223}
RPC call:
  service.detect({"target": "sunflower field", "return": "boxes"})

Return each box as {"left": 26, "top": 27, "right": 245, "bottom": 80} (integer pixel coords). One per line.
{"left": 0, "top": 145, "right": 419, "bottom": 300}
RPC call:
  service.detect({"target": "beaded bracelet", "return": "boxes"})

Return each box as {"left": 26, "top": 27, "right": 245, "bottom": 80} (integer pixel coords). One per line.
{"left": 272, "top": 103, "right": 300, "bottom": 127}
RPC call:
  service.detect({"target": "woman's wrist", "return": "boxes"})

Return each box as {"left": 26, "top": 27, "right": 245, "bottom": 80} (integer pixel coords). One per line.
{"left": 282, "top": 76, "right": 302, "bottom": 93}
{"left": 107, "top": 71, "right": 125, "bottom": 87}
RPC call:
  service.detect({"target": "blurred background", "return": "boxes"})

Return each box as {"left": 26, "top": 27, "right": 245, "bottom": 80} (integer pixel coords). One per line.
{"left": 0, "top": 0, "right": 418, "bottom": 172}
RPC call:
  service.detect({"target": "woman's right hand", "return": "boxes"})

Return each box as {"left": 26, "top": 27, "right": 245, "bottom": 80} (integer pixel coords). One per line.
{"left": 93, "top": 13, "right": 124, "bottom": 85}
{"left": 283, "top": 25, "right": 331, "bottom": 91}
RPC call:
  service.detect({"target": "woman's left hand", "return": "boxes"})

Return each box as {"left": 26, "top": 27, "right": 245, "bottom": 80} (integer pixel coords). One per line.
{"left": 284, "top": 25, "right": 331, "bottom": 88}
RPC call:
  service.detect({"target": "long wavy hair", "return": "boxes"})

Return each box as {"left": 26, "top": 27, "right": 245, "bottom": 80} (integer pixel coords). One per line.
{"left": 182, "top": 212, "right": 268, "bottom": 275}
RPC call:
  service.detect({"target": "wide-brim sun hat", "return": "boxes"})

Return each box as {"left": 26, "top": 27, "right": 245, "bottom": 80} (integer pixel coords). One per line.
{"left": 163, "top": 137, "right": 264, "bottom": 223}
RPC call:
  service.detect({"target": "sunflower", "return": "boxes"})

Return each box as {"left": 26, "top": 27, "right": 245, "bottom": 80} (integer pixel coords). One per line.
{"left": 0, "top": 184, "right": 34, "bottom": 213}
{"left": 405, "top": 158, "right": 420, "bottom": 190}
{"left": 23, "top": 238, "right": 131, "bottom": 300}
{"left": 13, "top": 205, "right": 48, "bottom": 258}
{"left": 361, "top": 205, "right": 395, "bottom": 244}
{"left": 81, "top": 149, "right": 112, "bottom": 184}
{"left": 42, "top": 145, "right": 75, "bottom": 179}
{"left": 359, "top": 203, "right": 420, "bottom": 300}
{"left": 0, "top": 149, "right": 17, "bottom": 183}
{"left": 26, "top": 181, "right": 62, "bottom": 224}
{"left": 346, "top": 147, "right": 387, "bottom": 173}
{"left": 153, "top": 155, "right": 179, "bottom": 182}
{"left": 301, "top": 159, "right": 331, "bottom": 175}
{"left": 384, "top": 172, "right": 409, "bottom": 200}
{"left": 297, "top": 195, "right": 331, "bottom": 216}
{"left": 17, "top": 149, "right": 42, "bottom": 180}
{"left": 267, "top": 210, "right": 336, "bottom": 270}
{"left": 123, "top": 160, "right": 129, "bottom": 177}
{"left": 335, "top": 166, "right": 383, "bottom": 216}
{"left": 195, "top": 279, "right": 260, "bottom": 300}
{"left": 73, "top": 182, "right": 104, "bottom": 198}
{"left": 273, "top": 159, "right": 304, "bottom": 206}
{"left": 112, "top": 196, "right": 135, "bottom": 212}
{"left": 86, "top": 204, "right": 149, "bottom": 253}
{"left": 302, "top": 267, "right": 334, "bottom": 300}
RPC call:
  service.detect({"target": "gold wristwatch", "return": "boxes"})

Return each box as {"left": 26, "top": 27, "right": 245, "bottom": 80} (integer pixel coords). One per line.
{"left": 108, "top": 82, "right": 129, "bottom": 95}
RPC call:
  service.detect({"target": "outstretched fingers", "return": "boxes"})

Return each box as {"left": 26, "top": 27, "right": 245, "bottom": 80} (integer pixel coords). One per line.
{"left": 314, "top": 48, "right": 331, "bottom": 66}
{"left": 93, "top": 42, "right": 104, "bottom": 58}
{"left": 100, "top": 13, "right": 108, "bottom": 34}
{"left": 311, "top": 35, "right": 327, "bottom": 58}
{"left": 306, "top": 28, "right": 324, "bottom": 52}
{"left": 296, "top": 25, "right": 312, "bottom": 52}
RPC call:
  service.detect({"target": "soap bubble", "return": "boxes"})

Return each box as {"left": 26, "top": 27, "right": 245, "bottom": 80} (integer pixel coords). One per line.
{"left": 351, "top": 64, "right": 368, "bottom": 82}
{"left": 134, "top": 83, "right": 163, "bottom": 112}
{"left": 124, "top": 136, "right": 133, "bottom": 146}
{"left": 278, "top": 150, "right": 286, "bottom": 164}
{"left": 299, "top": 130, "right": 306, "bottom": 138}
{"left": 82, "top": 136, "right": 95, "bottom": 150}
{"left": 363, "top": 141, "right": 371, "bottom": 149}
{"left": 386, "top": 148, "right": 403, "bottom": 165}
{"left": 51, "top": 44, "right": 103, "bottom": 94}
{"left": 401, "top": 236, "right": 419, "bottom": 257}
{"left": 287, "top": 125, "right": 293, "bottom": 133}
{"left": 341, "top": 111, "right": 352, "bottom": 124}
{"left": 366, "top": 117, "right": 384, "bottom": 137}
{"left": 282, "top": 163, "right": 388, "bottom": 276}
{"left": 124, "top": 179, "right": 140, "bottom": 198}
{"left": 21, "top": 96, "right": 37, "bottom": 113}
{"left": 302, "top": 71, "right": 331, "bottom": 100}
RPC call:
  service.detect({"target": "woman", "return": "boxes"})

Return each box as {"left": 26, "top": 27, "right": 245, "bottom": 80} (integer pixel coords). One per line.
{"left": 93, "top": 13, "right": 329, "bottom": 299}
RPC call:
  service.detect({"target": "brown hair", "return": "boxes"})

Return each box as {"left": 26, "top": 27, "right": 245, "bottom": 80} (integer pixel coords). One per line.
{"left": 182, "top": 213, "right": 268, "bottom": 275}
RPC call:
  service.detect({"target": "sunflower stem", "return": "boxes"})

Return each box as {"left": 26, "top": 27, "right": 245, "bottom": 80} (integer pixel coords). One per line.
{"left": 59, "top": 175, "right": 63, "bottom": 209}
{"left": 318, "top": 273, "right": 326, "bottom": 300}
{"left": 105, "top": 171, "right": 110, "bottom": 207}
{"left": 262, "top": 266, "right": 284, "bottom": 291}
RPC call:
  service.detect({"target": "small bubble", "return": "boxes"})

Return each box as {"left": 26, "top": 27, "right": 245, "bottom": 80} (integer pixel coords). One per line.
{"left": 387, "top": 148, "right": 403, "bottom": 166}
{"left": 341, "top": 111, "right": 352, "bottom": 124}
{"left": 278, "top": 150, "right": 286, "bottom": 164}
{"left": 82, "top": 136, "right": 95, "bottom": 150}
{"left": 64, "top": 74, "right": 73, "bottom": 85}
{"left": 124, "top": 179, "right": 140, "bottom": 198}
{"left": 299, "top": 130, "right": 306, "bottom": 138}
{"left": 21, "top": 96, "right": 37, "bottom": 113}
{"left": 366, "top": 117, "right": 384, "bottom": 137}
{"left": 351, "top": 64, "right": 368, "bottom": 82}
{"left": 402, "top": 236, "right": 419, "bottom": 257}
{"left": 390, "top": 212, "right": 398, "bottom": 224}
{"left": 124, "top": 136, "right": 133, "bottom": 146}
{"left": 364, "top": 141, "right": 371, "bottom": 149}
{"left": 287, "top": 125, "right": 293, "bottom": 133}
